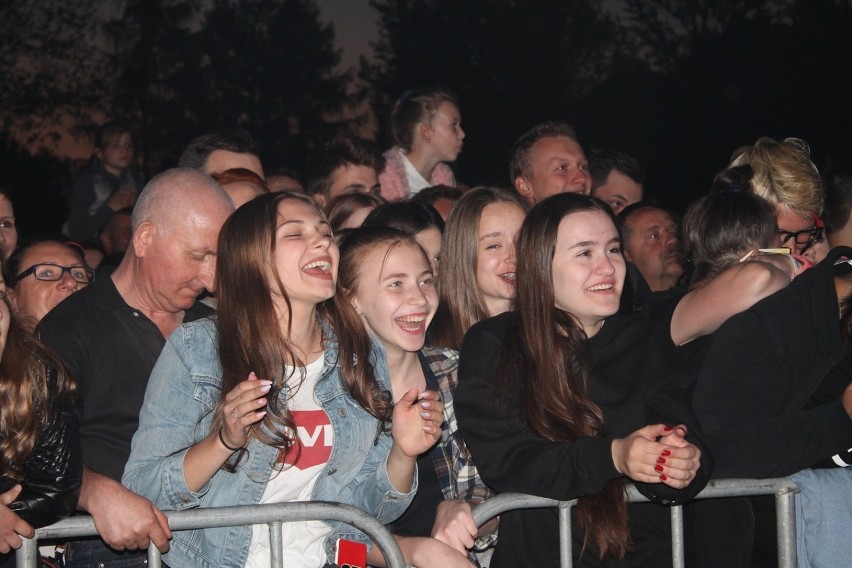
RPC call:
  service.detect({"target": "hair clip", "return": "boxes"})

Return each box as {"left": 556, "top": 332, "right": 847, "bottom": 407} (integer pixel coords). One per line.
{"left": 729, "top": 182, "right": 742, "bottom": 193}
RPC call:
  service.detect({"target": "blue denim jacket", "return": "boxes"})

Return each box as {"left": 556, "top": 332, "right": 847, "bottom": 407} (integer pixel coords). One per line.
{"left": 122, "top": 318, "right": 415, "bottom": 568}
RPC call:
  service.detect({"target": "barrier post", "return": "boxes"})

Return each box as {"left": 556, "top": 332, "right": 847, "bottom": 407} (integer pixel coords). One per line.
{"left": 14, "top": 539, "right": 37, "bottom": 568}
{"left": 558, "top": 501, "right": 573, "bottom": 568}
{"left": 670, "top": 505, "right": 685, "bottom": 568}
{"left": 775, "top": 487, "right": 798, "bottom": 568}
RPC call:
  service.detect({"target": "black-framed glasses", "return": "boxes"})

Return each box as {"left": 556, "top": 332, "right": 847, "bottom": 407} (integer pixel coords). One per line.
{"left": 778, "top": 225, "right": 823, "bottom": 247}
{"left": 16, "top": 263, "right": 95, "bottom": 284}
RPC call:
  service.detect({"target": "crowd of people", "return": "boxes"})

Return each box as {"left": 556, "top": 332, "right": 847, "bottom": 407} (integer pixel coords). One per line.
{"left": 0, "top": 87, "right": 850, "bottom": 568}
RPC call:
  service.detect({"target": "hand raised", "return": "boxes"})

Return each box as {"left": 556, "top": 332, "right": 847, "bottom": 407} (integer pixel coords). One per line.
{"left": 219, "top": 372, "right": 272, "bottom": 450}
{"left": 391, "top": 388, "right": 443, "bottom": 458}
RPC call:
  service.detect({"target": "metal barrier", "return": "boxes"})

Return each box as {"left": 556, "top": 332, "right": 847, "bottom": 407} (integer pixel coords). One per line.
{"left": 16, "top": 501, "right": 406, "bottom": 568}
{"left": 15, "top": 477, "right": 800, "bottom": 568}
{"left": 471, "top": 477, "right": 800, "bottom": 568}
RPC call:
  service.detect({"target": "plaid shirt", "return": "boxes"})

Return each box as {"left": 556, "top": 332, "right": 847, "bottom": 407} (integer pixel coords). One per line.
{"left": 420, "top": 346, "right": 493, "bottom": 503}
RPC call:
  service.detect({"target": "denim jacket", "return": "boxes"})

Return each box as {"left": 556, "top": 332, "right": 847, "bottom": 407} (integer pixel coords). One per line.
{"left": 122, "top": 318, "right": 415, "bottom": 568}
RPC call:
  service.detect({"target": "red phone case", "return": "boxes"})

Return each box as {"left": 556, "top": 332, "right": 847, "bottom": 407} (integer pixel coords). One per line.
{"left": 335, "top": 538, "right": 367, "bottom": 568}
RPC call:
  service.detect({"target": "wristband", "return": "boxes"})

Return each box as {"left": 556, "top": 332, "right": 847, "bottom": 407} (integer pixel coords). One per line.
{"left": 218, "top": 428, "right": 244, "bottom": 452}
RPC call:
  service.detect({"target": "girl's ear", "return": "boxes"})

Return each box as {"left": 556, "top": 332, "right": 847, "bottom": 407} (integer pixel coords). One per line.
{"left": 345, "top": 288, "right": 363, "bottom": 315}
{"left": 418, "top": 122, "right": 433, "bottom": 144}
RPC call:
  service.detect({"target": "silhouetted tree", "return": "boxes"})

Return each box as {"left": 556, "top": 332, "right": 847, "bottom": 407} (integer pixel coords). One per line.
{"left": 0, "top": 1, "right": 101, "bottom": 148}
{"left": 191, "top": 0, "right": 358, "bottom": 170}
{"left": 101, "top": 0, "right": 204, "bottom": 174}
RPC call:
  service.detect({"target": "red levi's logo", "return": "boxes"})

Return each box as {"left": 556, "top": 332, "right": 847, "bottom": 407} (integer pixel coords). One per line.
{"left": 277, "top": 410, "right": 332, "bottom": 469}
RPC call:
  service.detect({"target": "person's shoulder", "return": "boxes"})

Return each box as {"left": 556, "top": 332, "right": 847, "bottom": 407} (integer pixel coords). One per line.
{"left": 461, "top": 312, "right": 514, "bottom": 355}
{"left": 420, "top": 345, "right": 459, "bottom": 374}
{"left": 173, "top": 316, "right": 218, "bottom": 346}
{"left": 39, "top": 282, "right": 100, "bottom": 331}
{"left": 601, "top": 312, "right": 671, "bottom": 346}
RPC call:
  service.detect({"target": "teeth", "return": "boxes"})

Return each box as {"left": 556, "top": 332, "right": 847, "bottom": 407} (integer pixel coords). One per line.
{"left": 587, "top": 283, "right": 613, "bottom": 291}
{"left": 500, "top": 272, "right": 516, "bottom": 281}
{"left": 302, "top": 260, "right": 330, "bottom": 272}
{"left": 397, "top": 315, "right": 426, "bottom": 323}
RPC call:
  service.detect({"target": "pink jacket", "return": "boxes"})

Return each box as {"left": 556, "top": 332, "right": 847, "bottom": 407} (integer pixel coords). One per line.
{"left": 379, "top": 147, "right": 456, "bottom": 201}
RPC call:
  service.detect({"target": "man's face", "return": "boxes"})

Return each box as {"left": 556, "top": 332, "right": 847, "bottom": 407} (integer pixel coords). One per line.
{"left": 203, "top": 150, "right": 264, "bottom": 180}
{"left": 515, "top": 136, "right": 591, "bottom": 205}
{"left": 623, "top": 208, "right": 684, "bottom": 292}
{"left": 325, "top": 164, "right": 379, "bottom": 203}
{"left": 140, "top": 200, "right": 233, "bottom": 312}
{"left": 592, "top": 170, "right": 643, "bottom": 215}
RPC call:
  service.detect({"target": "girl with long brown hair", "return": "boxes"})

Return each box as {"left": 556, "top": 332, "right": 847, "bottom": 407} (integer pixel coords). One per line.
{"left": 429, "top": 187, "right": 527, "bottom": 350}
{"left": 454, "top": 193, "right": 710, "bottom": 567}
{"left": 336, "top": 227, "right": 492, "bottom": 568}
{"left": 0, "top": 271, "right": 81, "bottom": 565}
{"left": 123, "top": 192, "right": 442, "bottom": 568}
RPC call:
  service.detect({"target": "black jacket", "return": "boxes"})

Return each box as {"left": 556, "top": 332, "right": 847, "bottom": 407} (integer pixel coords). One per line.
{"left": 455, "top": 312, "right": 712, "bottom": 568}
{"left": 693, "top": 246, "right": 852, "bottom": 478}
{"left": 0, "top": 362, "right": 82, "bottom": 527}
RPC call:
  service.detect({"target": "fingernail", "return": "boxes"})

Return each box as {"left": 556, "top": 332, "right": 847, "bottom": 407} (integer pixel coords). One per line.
{"left": 659, "top": 474, "right": 668, "bottom": 481}
{"left": 657, "top": 457, "right": 666, "bottom": 464}
{"left": 260, "top": 384, "right": 272, "bottom": 393}
{"left": 421, "top": 412, "right": 431, "bottom": 419}
{"left": 661, "top": 449, "right": 671, "bottom": 457}
{"left": 664, "top": 426, "right": 673, "bottom": 432}
{"left": 654, "top": 464, "right": 664, "bottom": 472}
{"left": 420, "top": 401, "right": 432, "bottom": 409}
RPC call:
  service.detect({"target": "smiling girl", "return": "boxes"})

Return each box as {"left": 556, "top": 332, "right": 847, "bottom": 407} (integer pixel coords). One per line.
{"left": 337, "top": 227, "right": 492, "bottom": 568}
{"left": 454, "top": 193, "right": 711, "bottom": 567}
{"left": 123, "top": 192, "right": 442, "bottom": 568}
{"left": 430, "top": 187, "right": 527, "bottom": 350}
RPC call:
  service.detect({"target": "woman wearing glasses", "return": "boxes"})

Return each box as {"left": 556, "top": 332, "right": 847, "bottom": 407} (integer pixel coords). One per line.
{"left": 4, "top": 240, "right": 94, "bottom": 331}
{"left": 729, "top": 136, "right": 828, "bottom": 262}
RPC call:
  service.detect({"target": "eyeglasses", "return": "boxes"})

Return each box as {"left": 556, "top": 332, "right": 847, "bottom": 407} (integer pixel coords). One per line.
{"left": 16, "top": 263, "right": 95, "bottom": 284}
{"left": 778, "top": 224, "right": 823, "bottom": 247}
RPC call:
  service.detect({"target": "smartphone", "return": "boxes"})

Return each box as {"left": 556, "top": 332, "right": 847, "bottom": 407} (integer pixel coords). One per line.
{"left": 335, "top": 538, "right": 367, "bottom": 568}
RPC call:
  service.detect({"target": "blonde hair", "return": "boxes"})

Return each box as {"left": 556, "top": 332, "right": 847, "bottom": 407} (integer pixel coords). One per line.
{"left": 729, "top": 137, "right": 824, "bottom": 215}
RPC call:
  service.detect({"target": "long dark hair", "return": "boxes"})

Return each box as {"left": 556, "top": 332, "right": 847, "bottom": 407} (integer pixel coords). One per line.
{"left": 330, "top": 228, "right": 415, "bottom": 428}
{"left": 430, "top": 187, "right": 527, "bottom": 349}
{"left": 214, "top": 192, "right": 392, "bottom": 469}
{"left": 499, "top": 193, "right": 629, "bottom": 559}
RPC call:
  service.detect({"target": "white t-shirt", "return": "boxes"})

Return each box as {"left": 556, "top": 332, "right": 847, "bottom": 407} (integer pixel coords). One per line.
{"left": 244, "top": 354, "right": 333, "bottom": 568}
{"left": 401, "top": 151, "right": 432, "bottom": 196}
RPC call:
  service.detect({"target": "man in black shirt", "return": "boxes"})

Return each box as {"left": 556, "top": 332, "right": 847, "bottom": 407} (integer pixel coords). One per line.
{"left": 40, "top": 168, "right": 234, "bottom": 564}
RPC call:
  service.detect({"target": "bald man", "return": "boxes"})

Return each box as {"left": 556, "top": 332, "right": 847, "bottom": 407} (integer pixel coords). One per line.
{"left": 40, "top": 169, "right": 234, "bottom": 563}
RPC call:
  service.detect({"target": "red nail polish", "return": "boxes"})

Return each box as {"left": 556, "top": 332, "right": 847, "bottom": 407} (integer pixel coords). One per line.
{"left": 654, "top": 464, "right": 664, "bottom": 472}
{"left": 661, "top": 449, "right": 671, "bottom": 457}
{"left": 664, "top": 426, "right": 673, "bottom": 432}
{"left": 659, "top": 474, "right": 668, "bottom": 481}
{"left": 657, "top": 457, "right": 666, "bottom": 464}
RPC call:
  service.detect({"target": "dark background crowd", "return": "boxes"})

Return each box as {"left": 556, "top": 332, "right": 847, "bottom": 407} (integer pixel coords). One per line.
{"left": 3, "top": 0, "right": 852, "bottom": 240}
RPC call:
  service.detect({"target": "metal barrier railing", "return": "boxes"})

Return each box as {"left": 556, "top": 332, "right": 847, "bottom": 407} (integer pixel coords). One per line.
{"left": 15, "top": 477, "right": 800, "bottom": 568}
{"left": 16, "top": 501, "right": 406, "bottom": 568}
{"left": 471, "top": 477, "right": 800, "bottom": 568}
